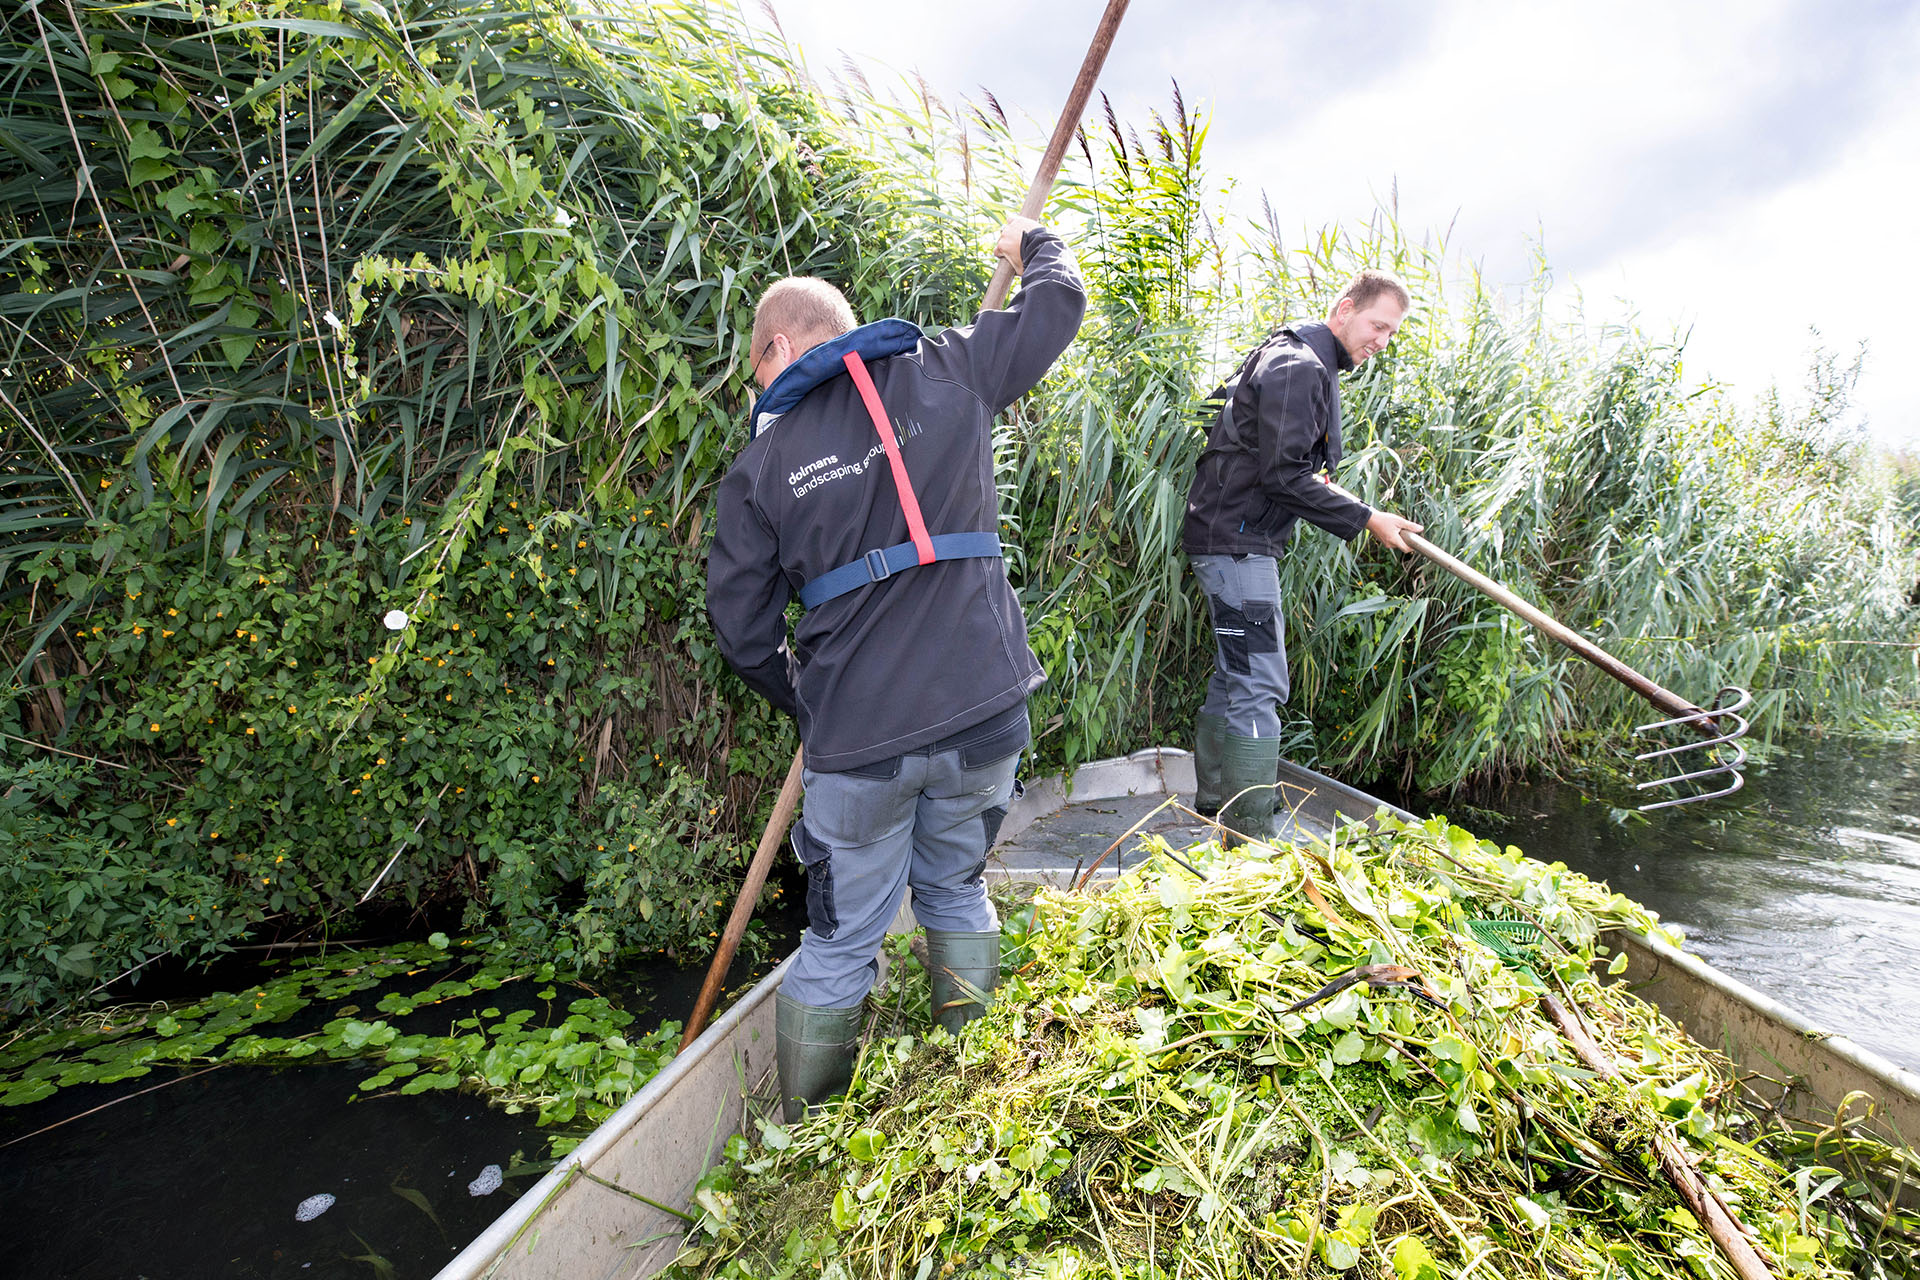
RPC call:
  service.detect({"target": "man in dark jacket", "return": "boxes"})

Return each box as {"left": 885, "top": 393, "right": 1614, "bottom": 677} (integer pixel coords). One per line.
{"left": 708, "top": 216, "right": 1085, "bottom": 1120}
{"left": 1183, "top": 269, "right": 1423, "bottom": 840}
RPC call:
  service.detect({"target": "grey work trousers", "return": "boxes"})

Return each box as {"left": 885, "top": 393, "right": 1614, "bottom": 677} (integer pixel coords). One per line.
{"left": 782, "top": 731, "right": 1022, "bottom": 1009}
{"left": 1191, "top": 553, "right": 1290, "bottom": 737}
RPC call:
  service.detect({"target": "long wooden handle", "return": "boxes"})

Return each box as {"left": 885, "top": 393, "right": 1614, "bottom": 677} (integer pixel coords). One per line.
{"left": 679, "top": 1, "right": 1133, "bottom": 1049}
{"left": 680, "top": 750, "right": 805, "bottom": 1050}
{"left": 1404, "top": 531, "right": 1716, "bottom": 732}
{"left": 980, "top": 0, "right": 1132, "bottom": 311}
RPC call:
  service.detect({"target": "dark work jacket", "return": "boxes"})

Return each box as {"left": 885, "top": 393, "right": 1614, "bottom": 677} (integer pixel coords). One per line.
{"left": 707, "top": 227, "right": 1086, "bottom": 772}
{"left": 1182, "top": 321, "right": 1372, "bottom": 557}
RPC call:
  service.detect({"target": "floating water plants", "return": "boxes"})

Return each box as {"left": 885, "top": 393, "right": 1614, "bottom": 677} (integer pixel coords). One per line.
{"left": 671, "top": 814, "right": 1914, "bottom": 1280}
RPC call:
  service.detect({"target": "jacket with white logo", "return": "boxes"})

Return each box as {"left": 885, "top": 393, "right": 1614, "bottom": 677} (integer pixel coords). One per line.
{"left": 707, "top": 228, "right": 1086, "bottom": 771}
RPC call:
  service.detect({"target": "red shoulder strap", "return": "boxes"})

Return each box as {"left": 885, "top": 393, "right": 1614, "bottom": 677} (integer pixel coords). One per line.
{"left": 842, "top": 351, "right": 935, "bottom": 566}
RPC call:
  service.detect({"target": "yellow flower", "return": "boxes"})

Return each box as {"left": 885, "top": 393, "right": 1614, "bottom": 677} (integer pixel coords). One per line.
{"left": 275, "top": 855, "right": 284, "bottom": 863}
{"left": 209, "top": 832, "right": 220, "bottom": 839}
{"left": 166, "top": 818, "right": 178, "bottom": 827}
{"left": 287, "top": 706, "right": 297, "bottom": 714}
{"left": 351, "top": 788, "right": 361, "bottom": 795}
{"left": 167, "top": 608, "right": 177, "bottom": 616}
{"left": 149, "top": 722, "right": 160, "bottom": 732}
{"left": 531, "top": 774, "right": 540, "bottom": 782}
{"left": 99, "top": 477, "right": 110, "bottom": 488}
{"left": 362, "top": 772, "right": 372, "bottom": 780}
{"left": 245, "top": 727, "right": 255, "bottom": 735}
{"left": 162, "top": 630, "right": 174, "bottom": 637}
{"left": 132, "top": 626, "right": 144, "bottom": 635}
{"left": 376, "top": 757, "right": 386, "bottom": 765}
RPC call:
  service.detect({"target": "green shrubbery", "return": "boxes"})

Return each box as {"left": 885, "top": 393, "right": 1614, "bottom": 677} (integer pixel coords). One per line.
{"left": 3, "top": 1, "right": 1915, "bottom": 1020}
{"left": 4, "top": 487, "right": 780, "bottom": 1010}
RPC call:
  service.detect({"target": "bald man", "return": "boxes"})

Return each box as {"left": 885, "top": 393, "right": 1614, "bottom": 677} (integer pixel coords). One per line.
{"left": 708, "top": 216, "right": 1085, "bottom": 1120}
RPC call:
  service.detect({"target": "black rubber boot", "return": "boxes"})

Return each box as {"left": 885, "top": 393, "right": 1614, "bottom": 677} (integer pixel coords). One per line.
{"left": 922, "top": 929, "right": 1001, "bottom": 1035}
{"left": 774, "top": 991, "right": 866, "bottom": 1123}
{"left": 1192, "top": 711, "right": 1228, "bottom": 815}
{"left": 1218, "top": 733, "right": 1282, "bottom": 845}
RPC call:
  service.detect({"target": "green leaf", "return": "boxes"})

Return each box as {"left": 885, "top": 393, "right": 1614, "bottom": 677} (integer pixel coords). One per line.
{"left": 847, "top": 1128, "right": 888, "bottom": 1162}
{"left": 126, "top": 122, "right": 171, "bottom": 162}
{"left": 128, "top": 158, "right": 177, "bottom": 186}
{"left": 1391, "top": 1235, "right": 1442, "bottom": 1280}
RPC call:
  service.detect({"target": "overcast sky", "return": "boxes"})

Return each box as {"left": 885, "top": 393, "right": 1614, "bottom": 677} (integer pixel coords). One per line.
{"left": 746, "top": 0, "right": 1920, "bottom": 451}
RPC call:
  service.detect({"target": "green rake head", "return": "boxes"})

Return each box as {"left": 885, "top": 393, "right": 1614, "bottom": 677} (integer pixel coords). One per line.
{"left": 1467, "top": 917, "right": 1546, "bottom": 970}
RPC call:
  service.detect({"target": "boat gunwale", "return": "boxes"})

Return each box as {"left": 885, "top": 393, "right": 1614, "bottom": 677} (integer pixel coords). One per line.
{"left": 441, "top": 747, "right": 1920, "bottom": 1280}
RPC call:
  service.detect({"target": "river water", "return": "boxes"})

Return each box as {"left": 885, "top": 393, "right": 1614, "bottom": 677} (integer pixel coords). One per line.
{"left": 1444, "top": 735, "right": 1920, "bottom": 1074}
{"left": 0, "top": 919, "right": 799, "bottom": 1280}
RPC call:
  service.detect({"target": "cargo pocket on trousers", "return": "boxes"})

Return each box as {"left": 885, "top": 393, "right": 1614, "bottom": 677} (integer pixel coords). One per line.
{"left": 1241, "top": 599, "right": 1280, "bottom": 656}
{"left": 792, "top": 823, "right": 839, "bottom": 940}
{"left": 977, "top": 775, "right": 1022, "bottom": 879}
{"left": 1213, "top": 599, "right": 1252, "bottom": 673}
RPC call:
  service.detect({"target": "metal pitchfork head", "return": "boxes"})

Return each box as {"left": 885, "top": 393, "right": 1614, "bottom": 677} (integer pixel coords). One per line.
{"left": 1632, "top": 686, "right": 1752, "bottom": 811}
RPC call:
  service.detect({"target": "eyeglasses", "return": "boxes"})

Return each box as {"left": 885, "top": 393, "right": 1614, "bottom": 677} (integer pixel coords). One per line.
{"left": 751, "top": 334, "right": 779, "bottom": 380}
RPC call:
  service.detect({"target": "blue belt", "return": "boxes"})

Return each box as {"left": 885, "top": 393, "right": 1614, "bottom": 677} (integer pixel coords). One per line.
{"left": 797, "top": 532, "right": 1003, "bottom": 610}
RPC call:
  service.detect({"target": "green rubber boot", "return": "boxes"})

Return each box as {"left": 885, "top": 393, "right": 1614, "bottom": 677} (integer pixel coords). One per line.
{"left": 1218, "top": 733, "right": 1282, "bottom": 846}
{"left": 922, "top": 929, "right": 1001, "bottom": 1035}
{"left": 1192, "top": 711, "right": 1229, "bottom": 815}
{"left": 774, "top": 991, "right": 866, "bottom": 1123}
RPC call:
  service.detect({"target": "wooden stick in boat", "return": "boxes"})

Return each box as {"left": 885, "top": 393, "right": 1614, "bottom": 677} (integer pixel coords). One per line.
{"left": 1540, "top": 990, "right": 1779, "bottom": 1280}
{"left": 679, "top": 0, "right": 1135, "bottom": 1050}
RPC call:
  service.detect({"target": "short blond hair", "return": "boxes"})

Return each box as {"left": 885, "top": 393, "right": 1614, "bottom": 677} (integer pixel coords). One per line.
{"left": 1331, "top": 268, "right": 1411, "bottom": 315}
{"left": 751, "top": 277, "right": 856, "bottom": 360}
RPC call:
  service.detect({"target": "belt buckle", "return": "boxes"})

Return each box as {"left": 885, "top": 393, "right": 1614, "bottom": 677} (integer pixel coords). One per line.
{"left": 863, "top": 547, "right": 892, "bottom": 583}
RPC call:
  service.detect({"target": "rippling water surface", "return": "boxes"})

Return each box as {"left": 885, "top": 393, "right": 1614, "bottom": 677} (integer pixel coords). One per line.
{"left": 1454, "top": 735, "right": 1920, "bottom": 1073}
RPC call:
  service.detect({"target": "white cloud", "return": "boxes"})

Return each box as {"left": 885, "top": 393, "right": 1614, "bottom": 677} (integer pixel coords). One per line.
{"left": 752, "top": 0, "right": 1920, "bottom": 448}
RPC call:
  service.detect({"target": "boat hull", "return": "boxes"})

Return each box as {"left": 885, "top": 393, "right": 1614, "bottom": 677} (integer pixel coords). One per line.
{"left": 438, "top": 750, "right": 1920, "bottom": 1280}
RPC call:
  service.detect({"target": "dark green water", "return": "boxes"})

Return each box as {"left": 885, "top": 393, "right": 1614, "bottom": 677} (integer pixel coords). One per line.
{"left": 0, "top": 915, "right": 800, "bottom": 1280}
{"left": 1449, "top": 735, "right": 1920, "bottom": 1074}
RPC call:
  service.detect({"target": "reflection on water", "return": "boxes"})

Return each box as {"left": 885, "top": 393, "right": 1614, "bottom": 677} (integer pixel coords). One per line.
{"left": 1453, "top": 736, "right": 1920, "bottom": 1074}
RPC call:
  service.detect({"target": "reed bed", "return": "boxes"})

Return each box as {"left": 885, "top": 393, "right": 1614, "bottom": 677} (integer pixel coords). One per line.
{"left": 2, "top": 0, "right": 1914, "bottom": 1014}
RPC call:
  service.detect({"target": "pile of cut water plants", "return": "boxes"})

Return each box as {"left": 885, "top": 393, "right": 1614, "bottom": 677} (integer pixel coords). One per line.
{"left": 0, "top": 934, "right": 678, "bottom": 1156}
{"left": 670, "top": 814, "right": 1919, "bottom": 1280}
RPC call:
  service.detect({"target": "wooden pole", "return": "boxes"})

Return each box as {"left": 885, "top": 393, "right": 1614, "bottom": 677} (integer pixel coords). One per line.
{"left": 981, "top": 0, "right": 1132, "bottom": 313}
{"left": 1404, "top": 531, "right": 1720, "bottom": 732}
{"left": 1540, "top": 992, "right": 1778, "bottom": 1280}
{"left": 678, "top": 0, "right": 1134, "bottom": 1050}
{"left": 680, "top": 750, "right": 804, "bottom": 1050}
